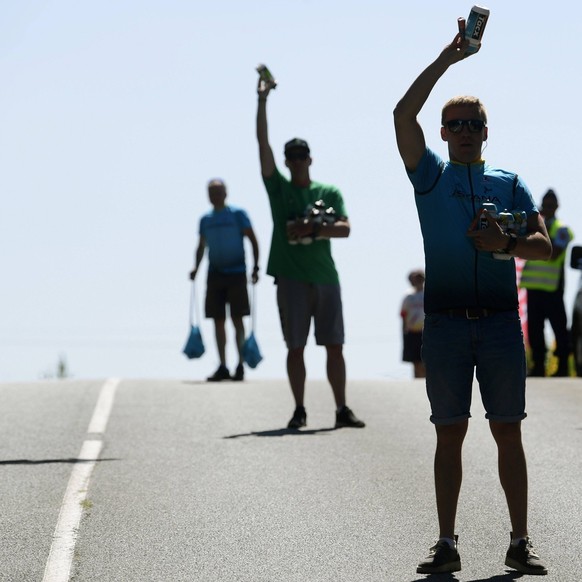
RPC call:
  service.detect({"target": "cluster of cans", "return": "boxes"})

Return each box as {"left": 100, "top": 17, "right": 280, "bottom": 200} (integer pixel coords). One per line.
{"left": 480, "top": 202, "right": 526, "bottom": 260}
{"left": 288, "top": 200, "right": 337, "bottom": 245}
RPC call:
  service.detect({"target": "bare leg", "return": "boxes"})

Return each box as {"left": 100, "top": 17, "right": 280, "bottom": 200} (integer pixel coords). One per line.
{"left": 213, "top": 319, "right": 227, "bottom": 366}
{"left": 287, "top": 347, "right": 306, "bottom": 407}
{"left": 434, "top": 420, "right": 468, "bottom": 539}
{"left": 414, "top": 361, "right": 426, "bottom": 378}
{"left": 232, "top": 315, "right": 245, "bottom": 366}
{"left": 325, "top": 344, "right": 346, "bottom": 408}
{"left": 489, "top": 420, "right": 528, "bottom": 538}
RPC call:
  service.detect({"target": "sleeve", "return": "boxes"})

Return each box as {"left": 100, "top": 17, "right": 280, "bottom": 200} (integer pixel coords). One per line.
{"left": 262, "top": 167, "right": 284, "bottom": 198}
{"left": 513, "top": 177, "right": 538, "bottom": 217}
{"left": 329, "top": 186, "right": 348, "bottom": 219}
{"left": 407, "top": 148, "right": 444, "bottom": 195}
{"left": 234, "top": 208, "right": 252, "bottom": 231}
{"left": 553, "top": 226, "right": 573, "bottom": 249}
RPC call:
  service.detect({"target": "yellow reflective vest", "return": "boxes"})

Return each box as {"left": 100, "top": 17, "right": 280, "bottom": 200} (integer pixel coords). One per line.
{"left": 520, "top": 219, "right": 574, "bottom": 292}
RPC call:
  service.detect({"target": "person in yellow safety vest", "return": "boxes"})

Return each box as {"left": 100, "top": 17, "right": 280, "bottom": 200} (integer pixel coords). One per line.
{"left": 520, "top": 189, "right": 574, "bottom": 376}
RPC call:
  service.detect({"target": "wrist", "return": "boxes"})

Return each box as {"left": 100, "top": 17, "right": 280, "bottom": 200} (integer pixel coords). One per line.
{"left": 311, "top": 222, "right": 322, "bottom": 237}
{"left": 503, "top": 233, "right": 518, "bottom": 253}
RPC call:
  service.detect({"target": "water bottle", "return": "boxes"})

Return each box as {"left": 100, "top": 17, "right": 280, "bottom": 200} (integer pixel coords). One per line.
{"left": 479, "top": 202, "right": 498, "bottom": 230}
{"left": 493, "top": 210, "right": 515, "bottom": 260}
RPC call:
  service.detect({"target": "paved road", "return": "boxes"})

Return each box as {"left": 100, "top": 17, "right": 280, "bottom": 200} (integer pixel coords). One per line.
{"left": 1, "top": 377, "right": 580, "bottom": 581}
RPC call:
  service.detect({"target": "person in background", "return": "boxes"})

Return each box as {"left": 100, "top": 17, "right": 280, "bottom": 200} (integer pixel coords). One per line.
{"left": 401, "top": 269, "right": 426, "bottom": 378}
{"left": 255, "top": 76, "right": 365, "bottom": 430}
{"left": 520, "top": 189, "right": 574, "bottom": 377}
{"left": 190, "top": 179, "right": 259, "bottom": 382}
{"left": 393, "top": 22, "right": 550, "bottom": 576}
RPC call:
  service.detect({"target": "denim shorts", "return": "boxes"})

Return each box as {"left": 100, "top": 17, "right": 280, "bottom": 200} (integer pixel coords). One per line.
{"left": 276, "top": 277, "right": 344, "bottom": 349}
{"left": 421, "top": 310, "right": 527, "bottom": 425}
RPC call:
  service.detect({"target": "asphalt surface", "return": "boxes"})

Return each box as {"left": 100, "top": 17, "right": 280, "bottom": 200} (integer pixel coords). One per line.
{"left": 1, "top": 376, "right": 580, "bottom": 582}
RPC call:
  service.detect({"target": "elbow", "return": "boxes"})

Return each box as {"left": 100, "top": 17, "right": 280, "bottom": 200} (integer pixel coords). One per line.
{"left": 543, "top": 241, "right": 553, "bottom": 260}
{"left": 393, "top": 100, "right": 404, "bottom": 120}
{"left": 393, "top": 100, "right": 409, "bottom": 126}
{"left": 336, "top": 220, "right": 350, "bottom": 238}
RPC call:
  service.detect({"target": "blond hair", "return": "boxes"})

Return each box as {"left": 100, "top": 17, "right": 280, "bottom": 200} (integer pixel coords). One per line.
{"left": 441, "top": 96, "right": 488, "bottom": 125}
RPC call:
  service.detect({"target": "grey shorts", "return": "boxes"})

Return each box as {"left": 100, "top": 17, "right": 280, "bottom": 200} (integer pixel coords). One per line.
{"left": 276, "top": 277, "right": 344, "bottom": 349}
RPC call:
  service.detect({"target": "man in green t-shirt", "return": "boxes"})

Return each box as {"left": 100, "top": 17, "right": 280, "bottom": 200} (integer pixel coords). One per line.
{"left": 256, "top": 76, "right": 365, "bottom": 430}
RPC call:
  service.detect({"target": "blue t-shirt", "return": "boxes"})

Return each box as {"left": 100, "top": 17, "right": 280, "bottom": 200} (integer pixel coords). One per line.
{"left": 199, "top": 206, "right": 251, "bottom": 274}
{"left": 407, "top": 148, "right": 537, "bottom": 313}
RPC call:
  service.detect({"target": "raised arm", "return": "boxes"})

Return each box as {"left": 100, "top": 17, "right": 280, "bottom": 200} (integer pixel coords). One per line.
{"left": 256, "top": 78, "right": 276, "bottom": 178}
{"left": 393, "top": 29, "right": 470, "bottom": 172}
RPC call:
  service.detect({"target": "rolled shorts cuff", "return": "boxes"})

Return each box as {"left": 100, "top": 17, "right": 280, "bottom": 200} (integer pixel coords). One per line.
{"left": 485, "top": 412, "right": 527, "bottom": 423}
{"left": 430, "top": 412, "right": 472, "bottom": 426}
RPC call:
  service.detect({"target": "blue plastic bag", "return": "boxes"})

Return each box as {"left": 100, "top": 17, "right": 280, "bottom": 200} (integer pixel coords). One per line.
{"left": 242, "top": 332, "right": 263, "bottom": 368}
{"left": 183, "top": 325, "right": 205, "bottom": 359}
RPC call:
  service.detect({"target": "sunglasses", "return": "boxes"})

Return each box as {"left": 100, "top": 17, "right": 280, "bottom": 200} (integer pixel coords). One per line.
{"left": 444, "top": 119, "right": 486, "bottom": 133}
{"left": 285, "top": 151, "right": 309, "bottom": 161}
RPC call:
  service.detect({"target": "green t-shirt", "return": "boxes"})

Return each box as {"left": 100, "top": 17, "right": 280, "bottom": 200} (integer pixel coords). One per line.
{"left": 263, "top": 168, "right": 347, "bottom": 285}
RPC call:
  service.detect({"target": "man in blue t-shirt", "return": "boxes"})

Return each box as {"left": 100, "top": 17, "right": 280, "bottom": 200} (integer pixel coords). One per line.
{"left": 190, "top": 179, "right": 259, "bottom": 382}
{"left": 393, "top": 22, "right": 551, "bottom": 576}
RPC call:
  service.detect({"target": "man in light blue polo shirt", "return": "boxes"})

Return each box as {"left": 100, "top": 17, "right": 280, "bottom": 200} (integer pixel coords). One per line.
{"left": 190, "top": 179, "right": 259, "bottom": 382}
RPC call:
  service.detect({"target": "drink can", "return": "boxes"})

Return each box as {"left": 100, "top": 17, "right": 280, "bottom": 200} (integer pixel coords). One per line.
{"left": 256, "top": 64, "right": 277, "bottom": 88}
{"left": 465, "top": 5, "right": 490, "bottom": 54}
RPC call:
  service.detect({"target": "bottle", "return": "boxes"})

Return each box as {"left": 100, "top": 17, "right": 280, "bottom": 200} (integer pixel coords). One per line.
{"left": 493, "top": 210, "right": 515, "bottom": 260}
{"left": 256, "top": 64, "right": 277, "bottom": 88}
{"left": 511, "top": 210, "right": 528, "bottom": 236}
{"left": 464, "top": 6, "right": 490, "bottom": 55}
{"left": 479, "top": 202, "right": 498, "bottom": 230}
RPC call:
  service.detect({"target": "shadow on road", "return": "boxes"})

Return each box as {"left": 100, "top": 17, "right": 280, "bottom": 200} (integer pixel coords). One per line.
{"left": 223, "top": 427, "right": 337, "bottom": 439}
{"left": 410, "top": 571, "right": 522, "bottom": 581}
{"left": 0, "top": 458, "right": 120, "bottom": 466}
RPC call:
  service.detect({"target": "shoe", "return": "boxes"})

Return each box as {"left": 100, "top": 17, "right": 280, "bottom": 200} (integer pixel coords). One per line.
{"left": 335, "top": 406, "right": 365, "bottom": 428}
{"left": 505, "top": 535, "right": 548, "bottom": 575}
{"left": 232, "top": 363, "right": 244, "bottom": 381}
{"left": 416, "top": 536, "right": 461, "bottom": 574}
{"left": 207, "top": 365, "right": 231, "bottom": 382}
{"left": 287, "top": 406, "right": 306, "bottom": 429}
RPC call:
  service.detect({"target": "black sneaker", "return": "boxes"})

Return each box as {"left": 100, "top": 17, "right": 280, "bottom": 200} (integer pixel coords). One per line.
{"left": 287, "top": 406, "right": 306, "bottom": 429}
{"left": 335, "top": 406, "right": 365, "bottom": 428}
{"left": 232, "top": 363, "right": 244, "bottom": 381}
{"left": 505, "top": 535, "right": 548, "bottom": 575}
{"left": 207, "top": 365, "right": 231, "bottom": 382}
{"left": 417, "top": 536, "right": 461, "bottom": 574}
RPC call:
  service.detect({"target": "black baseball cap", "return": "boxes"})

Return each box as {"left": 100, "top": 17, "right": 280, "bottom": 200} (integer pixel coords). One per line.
{"left": 284, "top": 138, "right": 310, "bottom": 155}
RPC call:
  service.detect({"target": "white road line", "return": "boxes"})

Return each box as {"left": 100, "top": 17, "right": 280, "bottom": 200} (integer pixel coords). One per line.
{"left": 87, "top": 377, "right": 120, "bottom": 434}
{"left": 42, "top": 439, "right": 103, "bottom": 582}
{"left": 42, "top": 378, "right": 121, "bottom": 582}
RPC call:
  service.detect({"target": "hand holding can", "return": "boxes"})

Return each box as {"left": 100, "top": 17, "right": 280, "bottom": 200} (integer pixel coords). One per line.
{"left": 256, "top": 64, "right": 277, "bottom": 89}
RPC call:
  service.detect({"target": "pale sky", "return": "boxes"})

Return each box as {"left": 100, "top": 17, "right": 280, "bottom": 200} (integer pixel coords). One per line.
{"left": 1, "top": 0, "right": 580, "bottom": 382}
